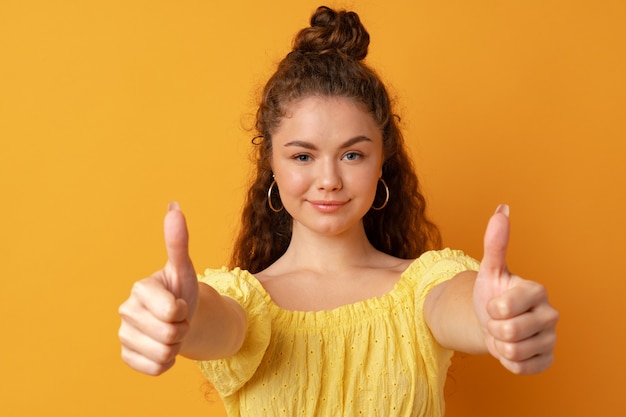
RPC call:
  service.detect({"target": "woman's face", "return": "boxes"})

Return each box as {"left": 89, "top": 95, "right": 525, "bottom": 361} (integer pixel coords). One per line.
{"left": 270, "top": 95, "right": 384, "bottom": 238}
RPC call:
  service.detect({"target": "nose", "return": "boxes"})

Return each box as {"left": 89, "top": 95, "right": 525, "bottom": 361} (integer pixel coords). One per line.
{"left": 316, "top": 158, "right": 342, "bottom": 191}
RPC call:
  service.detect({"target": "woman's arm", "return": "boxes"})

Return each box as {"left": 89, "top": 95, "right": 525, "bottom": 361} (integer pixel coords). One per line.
{"left": 424, "top": 270, "right": 486, "bottom": 354}
{"left": 118, "top": 204, "right": 246, "bottom": 375}
{"left": 424, "top": 205, "right": 559, "bottom": 374}
{"left": 180, "top": 282, "right": 246, "bottom": 360}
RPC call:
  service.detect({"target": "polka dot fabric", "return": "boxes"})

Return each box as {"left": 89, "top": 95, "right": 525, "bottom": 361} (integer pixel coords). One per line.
{"left": 197, "top": 249, "right": 479, "bottom": 417}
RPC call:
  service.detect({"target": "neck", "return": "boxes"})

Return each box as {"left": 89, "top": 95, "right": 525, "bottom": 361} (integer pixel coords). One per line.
{"left": 278, "top": 221, "right": 380, "bottom": 273}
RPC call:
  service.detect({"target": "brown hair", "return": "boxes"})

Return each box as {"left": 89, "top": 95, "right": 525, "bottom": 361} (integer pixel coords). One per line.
{"left": 229, "top": 6, "right": 441, "bottom": 273}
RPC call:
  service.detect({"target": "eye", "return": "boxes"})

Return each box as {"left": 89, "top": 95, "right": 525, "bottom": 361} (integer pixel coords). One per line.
{"left": 343, "top": 152, "right": 362, "bottom": 161}
{"left": 293, "top": 153, "right": 312, "bottom": 162}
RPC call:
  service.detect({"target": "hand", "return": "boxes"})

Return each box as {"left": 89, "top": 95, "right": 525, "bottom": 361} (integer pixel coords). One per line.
{"left": 118, "top": 202, "right": 199, "bottom": 375}
{"left": 473, "top": 204, "right": 559, "bottom": 374}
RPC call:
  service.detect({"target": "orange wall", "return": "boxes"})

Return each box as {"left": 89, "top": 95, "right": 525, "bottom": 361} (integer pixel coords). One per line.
{"left": 1, "top": 1, "right": 624, "bottom": 416}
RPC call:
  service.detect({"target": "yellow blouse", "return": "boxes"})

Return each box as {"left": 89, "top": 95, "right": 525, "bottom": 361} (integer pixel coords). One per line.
{"left": 197, "top": 249, "right": 479, "bottom": 417}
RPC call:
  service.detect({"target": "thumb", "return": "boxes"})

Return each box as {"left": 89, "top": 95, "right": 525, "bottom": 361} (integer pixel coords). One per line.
{"left": 164, "top": 202, "right": 196, "bottom": 299}
{"left": 480, "top": 204, "right": 511, "bottom": 276}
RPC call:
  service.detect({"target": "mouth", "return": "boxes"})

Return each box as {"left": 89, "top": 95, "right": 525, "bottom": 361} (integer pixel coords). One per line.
{"left": 307, "top": 200, "right": 348, "bottom": 213}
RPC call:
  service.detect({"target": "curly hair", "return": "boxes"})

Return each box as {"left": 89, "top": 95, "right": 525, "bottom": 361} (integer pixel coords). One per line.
{"left": 229, "top": 6, "right": 441, "bottom": 273}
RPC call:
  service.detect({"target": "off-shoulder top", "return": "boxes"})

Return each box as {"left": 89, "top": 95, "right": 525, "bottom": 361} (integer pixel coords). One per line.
{"left": 196, "top": 248, "right": 479, "bottom": 417}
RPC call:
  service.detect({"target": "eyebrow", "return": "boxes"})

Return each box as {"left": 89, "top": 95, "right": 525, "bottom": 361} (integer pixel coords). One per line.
{"left": 284, "top": 136, "right": 372, "bottom": 150}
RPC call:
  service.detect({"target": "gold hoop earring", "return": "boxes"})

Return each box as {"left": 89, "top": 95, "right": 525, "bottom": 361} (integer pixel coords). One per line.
{"left": 267, "top": 179, "right": 284, "bottom": 212}
{"left": 371, "top": 178, "right": 389, "bottom": 210}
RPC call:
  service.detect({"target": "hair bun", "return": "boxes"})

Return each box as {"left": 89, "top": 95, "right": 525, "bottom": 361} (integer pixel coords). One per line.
{"left": 292, "top": 6, "right": 370, "bottom": 61}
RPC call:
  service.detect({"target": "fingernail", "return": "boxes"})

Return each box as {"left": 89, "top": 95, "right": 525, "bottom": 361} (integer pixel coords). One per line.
{"left": 168, "top": 201, "right": 180, "bottom": 212}
{"left": 496, "top": 204, "right": 510, "bottom": 217}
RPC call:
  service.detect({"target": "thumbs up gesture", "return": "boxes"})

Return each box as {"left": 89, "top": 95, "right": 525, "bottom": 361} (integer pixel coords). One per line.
{"left": 473, "top": 205, "right": 559, "bottom": 374}
{"left": 118, "top": 203, "right": 199, "bottom": 375}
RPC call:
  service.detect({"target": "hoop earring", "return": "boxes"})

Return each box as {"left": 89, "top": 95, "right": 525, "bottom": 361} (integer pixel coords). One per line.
{"left": 371, "top": 178, "right": 389, "bottom": 210}
{"left": 267, "top": 180, "right": 284, "bottom": 212}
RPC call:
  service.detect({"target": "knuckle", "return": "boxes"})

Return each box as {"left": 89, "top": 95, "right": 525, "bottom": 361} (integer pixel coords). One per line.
{"left": 502, "top": 352, "right": 555, "bottom": 375}
{"left": 129, "top": 275, "right": 160, "bottom": 298}
{"left": 493, "top": 299, "right": 511, "bottom": 318}
{"left": 117, "top": 327, "right": 127, "bottom": 344}
{"left": 537, "top": 305, "right": 559, "bottom": 331}
{"left": 154, "top": 344, "right": 178, "bottom": 364}
{"left": 118, "top": 323, "right": 136, "bottom": 347}
{"left": 500, "top": 342, "right": 520, "bottom": 361}
{"left": 531, "top": 281, "right": 546, "bottom": 294}
{"left": 543, "top": 331, "right": 558, "bottom": 351}
{"left": 152, "top": 359, "right": 175, "bottom": 376}
{"left": 147, "top": 367, "right": 165, "bottom": 376}
{"left": 501, "top": 357, "right": 524, "bottom": 375}
{"left": 120, "top": 347, "right": 132, "bottom": 365}
{"left": 160, "top": 324, "right": 180, "bottom": 343}
{"left": 130, "top": 280, "right": 146, "bottom": 296}
{"left": 160, "top": 302, "right": 178, "bottom": 321}
{"left": 118, "top": 301, "right": 132, "bottom": 319}
{"left": 120, "top": 346, "right": 175, "bottom": 376}
{"left": 508, "top": 363, "right": 525, "bottom": 375}
{"left": 521, "top": 279, "right": 545, "bottom": 299}
{"left": 501, "top": 321, "right": 519, "bottom": 341}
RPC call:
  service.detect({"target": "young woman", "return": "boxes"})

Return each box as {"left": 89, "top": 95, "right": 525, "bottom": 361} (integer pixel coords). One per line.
{"left": 118, "top": 6, "right": 558, "bottom": 416}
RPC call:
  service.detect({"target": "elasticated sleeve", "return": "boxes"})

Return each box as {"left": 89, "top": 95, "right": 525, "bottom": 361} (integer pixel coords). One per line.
{"left": 412, "top": 249, "right": 480, "bottom": 405}
{"left": 195, "top": 267, "right": 271, "bottom": 398}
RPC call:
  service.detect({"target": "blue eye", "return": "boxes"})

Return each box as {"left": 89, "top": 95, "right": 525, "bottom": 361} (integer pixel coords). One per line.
{"left": 343, "top": 152, "right": 361, "bottom": 161}
{"left": 294, "top": 154, "right": 311, "bottom": 162}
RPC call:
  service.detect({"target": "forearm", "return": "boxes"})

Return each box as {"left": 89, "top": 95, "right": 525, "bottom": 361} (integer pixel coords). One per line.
{"left": 180, "top": 282, "right": 247, "bottom": 360}
{"left": 424, "top": 271, "right": 487, "bottom": 354}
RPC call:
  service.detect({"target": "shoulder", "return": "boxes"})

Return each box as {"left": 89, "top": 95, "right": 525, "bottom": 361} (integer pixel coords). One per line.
{"left": 198, "top": 267, "right": 270, "bottom": 303}
{"left": 399, "top": 249, "right": 479, "bottom": 297}
{"left": 404, "top": 249, "right": 479, "bottom": 275}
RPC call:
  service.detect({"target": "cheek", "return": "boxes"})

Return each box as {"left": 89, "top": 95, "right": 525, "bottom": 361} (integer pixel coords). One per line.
{"left": 354, "top": 165, "right": 381, "bottom": 191}
{"left": 276, "top": 171, "right": 309, "bottom": 197}
{"left": 364, "top": 176, "right": 381, "bottom": 201}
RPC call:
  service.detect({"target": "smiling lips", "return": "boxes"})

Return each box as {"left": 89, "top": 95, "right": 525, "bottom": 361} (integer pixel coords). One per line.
{"left": 308, "top": 200, "right": 348, "bottom": 213}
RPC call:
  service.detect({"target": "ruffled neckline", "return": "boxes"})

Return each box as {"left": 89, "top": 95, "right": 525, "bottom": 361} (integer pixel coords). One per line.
{"left": 222, "top": 249, "right": 459, "bottom": 329}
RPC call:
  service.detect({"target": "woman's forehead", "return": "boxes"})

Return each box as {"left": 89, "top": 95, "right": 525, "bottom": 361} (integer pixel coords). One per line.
{"left": 275, "top": 96, "right": 381, "bottom": 140}
{"left": 282, "top": 95, "right": 368, "bottom": 115}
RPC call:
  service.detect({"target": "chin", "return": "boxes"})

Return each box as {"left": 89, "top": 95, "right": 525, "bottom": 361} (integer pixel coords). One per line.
{"left": 297, "top": 218, "right": 364, "bottom": 237}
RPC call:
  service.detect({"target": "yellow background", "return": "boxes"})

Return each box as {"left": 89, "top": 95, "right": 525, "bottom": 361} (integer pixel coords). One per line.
{"left": 1, "top": 0, "right": 625, "bottom": 416}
